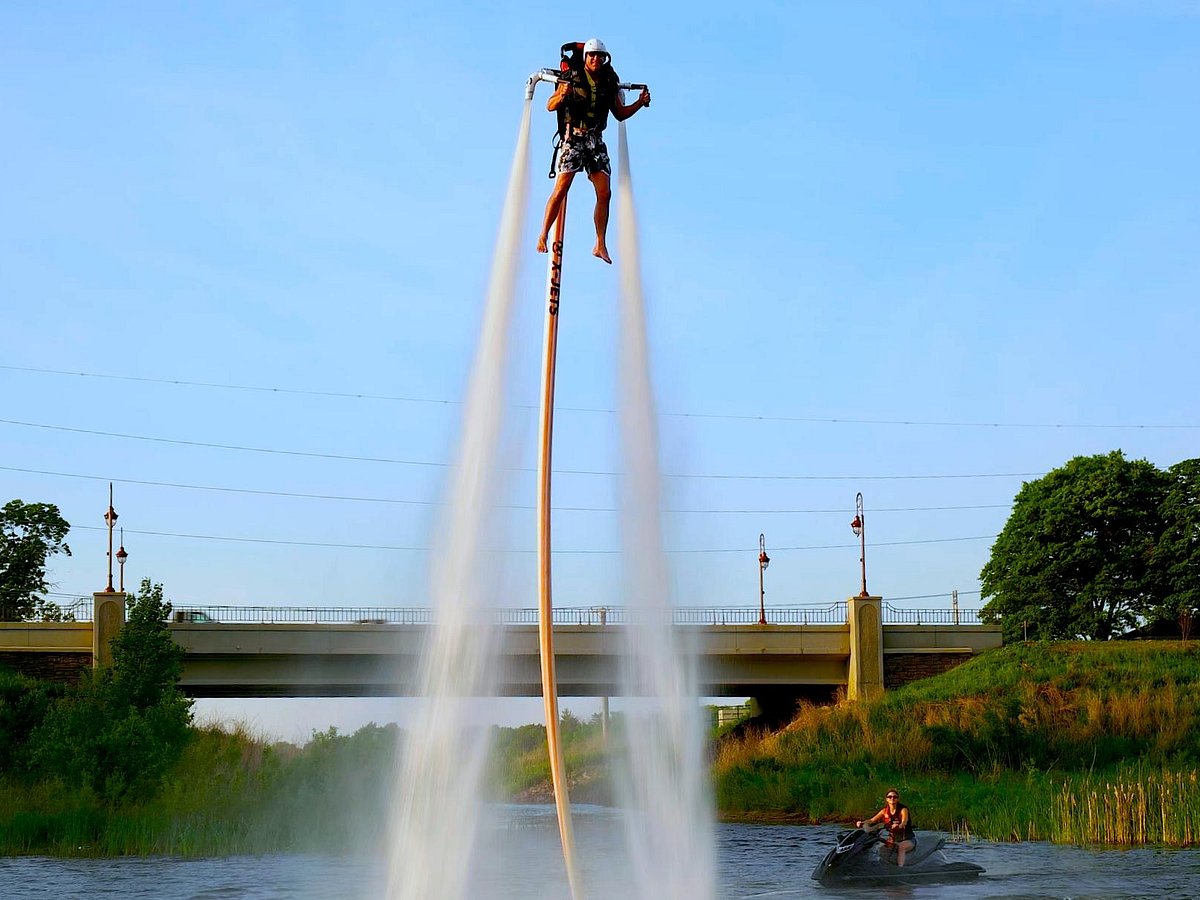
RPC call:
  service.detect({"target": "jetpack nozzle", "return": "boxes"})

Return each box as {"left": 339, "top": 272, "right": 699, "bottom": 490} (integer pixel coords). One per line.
{"left": 525, "top": 68, "right": 564, "bottom": 100}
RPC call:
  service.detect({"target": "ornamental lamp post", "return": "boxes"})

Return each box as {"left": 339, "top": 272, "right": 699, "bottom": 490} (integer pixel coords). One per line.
{"left": 850, "top": 492, "right": 868, "bottom": 598}
{"left": 116, "top": 530, "right": 128, "bottom": 593}
{"left": 758, "top": 533, "right": 770, "bottom": 625}
{"left": 103, "top": 483, "right": 119, "bottom": 593}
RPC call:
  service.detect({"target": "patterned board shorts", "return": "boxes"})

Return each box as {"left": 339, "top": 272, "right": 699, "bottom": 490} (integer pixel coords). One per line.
{"left": 557, "top": 130, "right": 611, "bottom": 176}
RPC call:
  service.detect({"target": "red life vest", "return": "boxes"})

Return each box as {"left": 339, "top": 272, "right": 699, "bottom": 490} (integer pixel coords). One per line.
{"left": 882, "top": 804, "right": 914, "bottom": 842}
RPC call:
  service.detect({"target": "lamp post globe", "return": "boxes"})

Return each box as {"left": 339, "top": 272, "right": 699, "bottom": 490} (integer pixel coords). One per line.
{"left": 116, "top": 530, "right": 128, "bottom": 593}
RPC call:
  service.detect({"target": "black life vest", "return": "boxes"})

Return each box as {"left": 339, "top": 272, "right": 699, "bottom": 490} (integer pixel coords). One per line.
{"left": 555, "top": 41, "right": 620, "bottom": 136}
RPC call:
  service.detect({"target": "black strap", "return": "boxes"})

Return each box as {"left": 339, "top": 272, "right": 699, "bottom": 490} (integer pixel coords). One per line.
{"left": 548, "top": 131, "right": 562, "bottom": 179}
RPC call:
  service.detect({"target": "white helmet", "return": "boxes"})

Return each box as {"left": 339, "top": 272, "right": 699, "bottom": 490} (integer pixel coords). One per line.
{"left": 583, "top": 38, "right": 608, "bottom": 58}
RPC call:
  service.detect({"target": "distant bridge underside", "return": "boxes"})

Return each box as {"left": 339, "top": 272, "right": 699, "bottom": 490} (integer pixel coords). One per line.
{"left": 170, "top": 621, "right": 996, "bottom": 699}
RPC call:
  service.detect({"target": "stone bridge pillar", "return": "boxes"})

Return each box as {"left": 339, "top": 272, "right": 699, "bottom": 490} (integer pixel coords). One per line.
{"left": 847, "top": 595, "right": 883, "bottom": 701}
{"left": 93, "top": 591, "right": 126, "bottom": 669}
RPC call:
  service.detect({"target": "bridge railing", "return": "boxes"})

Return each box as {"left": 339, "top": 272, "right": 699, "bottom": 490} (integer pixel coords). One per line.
{"left": 670, "top": 605, "right": 851, "bottom": 625}
{"left": 882, "top": 604, "right": 982, "bottom": 625}
{"left": 30, "top": 601, "right": 984, "bottom": 626}
{"left": 28, "top": 598, "right": 91, "bottom": 622}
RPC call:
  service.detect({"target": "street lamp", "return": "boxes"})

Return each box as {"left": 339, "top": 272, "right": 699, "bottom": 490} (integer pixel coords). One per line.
{"left": 850, "top": 492, "right": 868, "bottom": 598}
{"left": 116, "top": 529, "right": 128, "bottom": 593}
{"left": 758, "top": 533, "right": 770, "bottom": 625}
{"left": 103, "top": 483, "right": 119, "bottom": 593}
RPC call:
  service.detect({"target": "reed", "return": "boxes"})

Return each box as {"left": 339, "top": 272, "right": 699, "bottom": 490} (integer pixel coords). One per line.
{"left": 1050, "top": 768, "right": 1199, "bottom": 846}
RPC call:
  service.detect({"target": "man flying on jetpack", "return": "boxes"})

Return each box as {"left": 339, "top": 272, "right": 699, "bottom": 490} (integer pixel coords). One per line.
{"left": 536, "top": 38, "right": 651, "bottom": 264}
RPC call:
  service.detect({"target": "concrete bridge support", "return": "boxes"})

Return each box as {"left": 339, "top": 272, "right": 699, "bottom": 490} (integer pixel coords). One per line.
{"left": 847, "top": 595, "right": 883, "bottom": 701}
{"left": 92, "top": 591, "right": 126, "bottom": 669}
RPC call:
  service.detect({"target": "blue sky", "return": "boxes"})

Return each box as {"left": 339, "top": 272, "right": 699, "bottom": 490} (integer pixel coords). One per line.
{"left": 3, "top": 2, "right": 1197, "bottom": 738}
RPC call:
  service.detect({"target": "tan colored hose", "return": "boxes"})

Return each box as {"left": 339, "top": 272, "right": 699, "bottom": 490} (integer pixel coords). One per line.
{"left": 536, "top": 197, "right": 582, "bottom": 900}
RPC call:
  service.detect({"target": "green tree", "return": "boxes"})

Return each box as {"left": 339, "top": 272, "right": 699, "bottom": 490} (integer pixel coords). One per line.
{"left": 980, "top": 452, "right": 1169, "bottom": 642}
{"left": 111, "top": 578, "right": 187, "bottom": 709}
{"left": 30, "top": 577, "right": 193, "bottom": 799}
{"left": 0, "top": 500, "right": 71, "bottom": 621}
{"left": 0, "top": 668, "right": 66, "bottom": 777}
{"left": 560, "top": 708, "right": 583, "bottom": 736}
{"left": 1152, "top": 458, "right": 1200, "bottom": 638}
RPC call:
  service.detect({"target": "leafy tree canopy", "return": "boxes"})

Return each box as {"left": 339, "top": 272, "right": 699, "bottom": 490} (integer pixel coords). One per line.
{"left": 1153, "top": 458, "right": 1200, "bottom": 637}
{"left": 29, "top": 577, "right": 193, "bottom": 799}
{"left": 111, "top": 577, "right": 188, "bottom": 710}
{"left": 0, "top": 500, "right": 71, "bottom": 621}
{"left": 980, "top": 451, "right": 1169, "bottom": 641}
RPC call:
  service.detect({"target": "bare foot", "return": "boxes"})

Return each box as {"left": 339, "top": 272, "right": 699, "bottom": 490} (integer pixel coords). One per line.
{"left": 593, "top": 243, "right": 612, "bottom": 264}
{"left": 536, "top": 235, "right": 549, "bottom": 253}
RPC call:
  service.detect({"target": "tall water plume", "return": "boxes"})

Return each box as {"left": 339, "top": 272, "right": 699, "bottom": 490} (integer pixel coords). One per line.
{"left": 384, "top": 98, "right": 533, "bottom": 900}
{"left": 614, "top": 121, "right": 717, "bottom": 900}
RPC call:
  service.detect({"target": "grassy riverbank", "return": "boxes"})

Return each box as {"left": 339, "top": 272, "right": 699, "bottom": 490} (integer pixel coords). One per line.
{"left": 484, "top": 713, "right": 613, "bottom": 804}
{"left": 714, "top": 641, "right": 1200, "bottom": 844}
{"left": 0, "top": 707, "right": 612, "bottom": 856}
{"left": 0, "top": 721, "right": 399, "bottom": 856}
{"left": 2, "top": 641, "right": 1197, "bottom": 854}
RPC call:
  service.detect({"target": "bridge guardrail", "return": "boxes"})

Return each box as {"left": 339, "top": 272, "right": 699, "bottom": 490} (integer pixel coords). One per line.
{"left": 159, "top": 604, "right": 982, "bottom": 626}
{"left": 28, "top": 601, "right": 984, "bottom": 626}
{"left": 882, "top": 603, "right": 982, "bottom": 625}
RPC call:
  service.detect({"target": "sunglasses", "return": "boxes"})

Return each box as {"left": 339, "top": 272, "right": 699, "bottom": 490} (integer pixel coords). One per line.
{"left": 886, "top": 794, "right": 898, "bottom": 799}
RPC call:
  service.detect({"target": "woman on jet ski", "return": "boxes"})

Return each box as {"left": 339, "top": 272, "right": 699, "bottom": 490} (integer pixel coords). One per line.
{"left": 857, "top": 789, "right": 916, "bottom": 866}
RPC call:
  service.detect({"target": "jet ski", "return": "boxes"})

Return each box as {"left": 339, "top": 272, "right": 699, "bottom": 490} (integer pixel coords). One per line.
{"left": 811, "top": 824, "right": 984, "bottom": 887}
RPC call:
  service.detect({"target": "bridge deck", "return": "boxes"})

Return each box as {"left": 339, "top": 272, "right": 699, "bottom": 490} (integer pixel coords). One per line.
{"left": 1, "top": 611, "right": 1001, "bottom": 699}
{"left": 167, "top": 621, "right": 997, "bottom": 698}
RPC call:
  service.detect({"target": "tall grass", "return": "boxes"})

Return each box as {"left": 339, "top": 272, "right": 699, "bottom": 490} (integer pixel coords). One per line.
{"left": 0, "top": 721, "right": 399, "bottom": 856}
{"left": 0, "top": 714, "right": 619, "bottom": 856}
{"left": 484, "top": 714, "right": 614, "bottom": 803}
{"left": 713, "top": 641, "right": 1200, "bottom": 845}
{"left": 1052, "top": 768, "right": 1199, "bottom": 846}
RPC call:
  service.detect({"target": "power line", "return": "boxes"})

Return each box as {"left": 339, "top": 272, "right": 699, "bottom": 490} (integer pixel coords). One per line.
{"left": 0, "top": 418, "right": 447, "bottom": 469}
{"left": 70, "top": 523, "right": 996, "bottom": 554}
{"left": 667, "top": 535, "right": 996, "bottom": 554}
{"left": 0, "top": 419, "right": 1043, "bottom": 481}
{"left": 0, "top": 464, "right": 1015, "bottom": 515}
{"left": 887, "top": 590, "right": 982, "bottom": 601}
{"left": 3, "top": 465, "right": 440, "bottom": 507}
{"left": 0, "top": 364, "right": 457, "bottom": 408}
{"left": 5, "top": 363, "right": 1195, "bottom": 430}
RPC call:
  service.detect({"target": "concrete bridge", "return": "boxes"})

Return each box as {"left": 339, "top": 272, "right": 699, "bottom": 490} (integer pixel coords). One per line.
{"left": 0, "top": 594, "right": 1001, "bottom": 705}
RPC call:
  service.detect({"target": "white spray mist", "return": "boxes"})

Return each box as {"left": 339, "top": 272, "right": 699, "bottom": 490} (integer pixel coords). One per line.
{"left": 385, "top": 98, "right": 533, "bottom": 900}
{"left": 614, "top": 121, "right": 717, "bottom": 900}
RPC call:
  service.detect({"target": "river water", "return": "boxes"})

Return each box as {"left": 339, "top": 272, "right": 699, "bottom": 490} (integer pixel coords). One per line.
{"left": 2, "top": 806, "right": 1197, "bottom": 899}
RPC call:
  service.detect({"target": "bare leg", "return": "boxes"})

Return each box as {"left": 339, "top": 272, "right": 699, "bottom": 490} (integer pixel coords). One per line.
{"left": 538, "top": 172, "right": 576, "bottom": 252}
{"left": 589, "top": 171, "right": 612, "bottom": 263}
{"left": 897, "top": 839, "right": 914, "bottom": 867}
